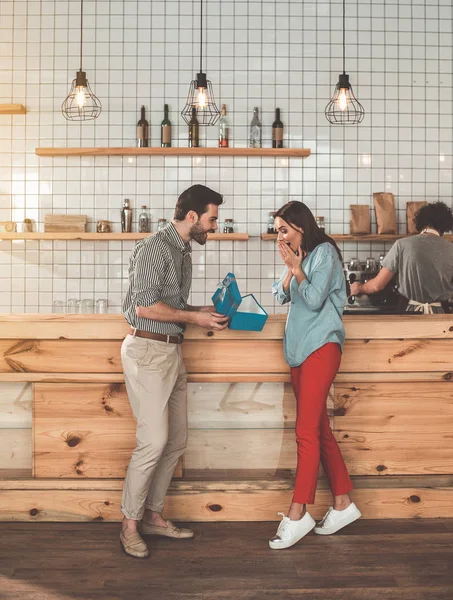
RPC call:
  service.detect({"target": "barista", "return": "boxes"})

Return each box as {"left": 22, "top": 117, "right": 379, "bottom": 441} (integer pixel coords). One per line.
{"left": 350, "top": 202, "right": 453, "bottom": 314}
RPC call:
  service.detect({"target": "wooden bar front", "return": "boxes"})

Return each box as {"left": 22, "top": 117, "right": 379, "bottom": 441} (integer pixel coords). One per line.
{"left": 0, "top": 314, "right": 452, "bottom": 521}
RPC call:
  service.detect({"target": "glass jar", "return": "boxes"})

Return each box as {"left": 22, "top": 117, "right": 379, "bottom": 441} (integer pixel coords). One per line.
{"left": 267, "top": 212, "right": 276, "bottom": 234}
{"left": 315, "top": 216, "right": 325, "bottom": 233}
{"left": 96, "top": 220, "right": 110, "bottom": 233}
{"left": 138, "top": 205, "right": 150, "bottom": 233}
{"left": 157, "top": 218, "right": 167, "bottom": 232}
{"left": 223, "top": 218, "right": 234, "bottom": 234}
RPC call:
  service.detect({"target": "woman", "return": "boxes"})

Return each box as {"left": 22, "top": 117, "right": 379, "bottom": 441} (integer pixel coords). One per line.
{"left": 350, "top": 202, "right": 453, "bottom": 313}
{"left": 270, "top": 201, "right": 361, "bottom": 550}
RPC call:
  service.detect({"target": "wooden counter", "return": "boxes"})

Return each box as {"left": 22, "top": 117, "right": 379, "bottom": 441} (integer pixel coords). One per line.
{"left": 0, "top": 313, "right": 452, "bottom": 521}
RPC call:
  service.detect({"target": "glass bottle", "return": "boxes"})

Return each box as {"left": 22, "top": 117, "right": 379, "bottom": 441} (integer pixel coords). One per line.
{"left": 138, "top": 205, "right": 149, "bottom": 233}
{"left": 137, "top": 105, "right": 149, "bottom": 148}
{"left": 272, "top": 108, "right": 283, "bottom": 148}
{"left": 218, "top": 104, "right": 229, "bottom": 148}
{"left": 223, "top": 218, "right": 234, "bottom": 234}
{"left": 315, "top": 216, "right": 325, "bottom": 233}
{"left": 188, "top": 107, "right": 199, "bottom": 148}
{"left": 161, "top": 104, "right": 172, "bottom": 148}
{"left": 249, "top": 107, "right": 262, "bottom": 148}
{"left": 157, "top": 218, "right": 167, "bottom": 232}
{"left": 267, "top": 212, "right": 276, "bottom": 234}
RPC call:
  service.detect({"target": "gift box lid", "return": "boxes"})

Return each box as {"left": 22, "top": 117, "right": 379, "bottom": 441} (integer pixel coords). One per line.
{"left": 212, "top": 272, "right": 242, "bottom": 318}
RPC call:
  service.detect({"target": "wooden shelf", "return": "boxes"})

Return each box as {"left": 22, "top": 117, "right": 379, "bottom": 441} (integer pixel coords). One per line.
{"left": 2, "top": 232, "right": 450, "bottom": 243}
{"left": 261, "top": 233, "right": 453, "bottom": 242}
{"left": 35, "top": 147, "right": 311, "bottom": 158}
{"left": 0, "top": 232, "right": 249, "bottom": 242}
{"left": 0, "top": 104, "right": 26, "bottom": 115}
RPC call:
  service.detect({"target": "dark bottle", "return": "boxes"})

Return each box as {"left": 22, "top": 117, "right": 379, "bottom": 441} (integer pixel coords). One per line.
{"left": 137, "top": 105, "right": 149, "bottom": 148}
{"left": 161, "top": 104, "right": 172, "bottom": 148}
{"left": 188, "top": 107, "right": 199, "bottom": 148}
{"left": 272, "top": 108, "right": 283, "bottom": 148}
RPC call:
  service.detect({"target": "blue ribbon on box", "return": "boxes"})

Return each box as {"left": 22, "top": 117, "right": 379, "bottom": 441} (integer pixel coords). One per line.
{"left": 212, "top": 274, "right": 242, "bottom": 318}
{"left": 212, "top": 273, "right": 268, "bottom": 332}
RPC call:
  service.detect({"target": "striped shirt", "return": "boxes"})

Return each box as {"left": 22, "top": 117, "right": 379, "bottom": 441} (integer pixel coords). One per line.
{"left": 123, "top": 222, "right": 192, "bottom": 335}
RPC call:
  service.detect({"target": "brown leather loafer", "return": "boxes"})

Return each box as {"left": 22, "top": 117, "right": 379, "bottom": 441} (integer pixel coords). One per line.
{"left": 120, "top": 531, "right": 149, "bottom": 558}
{"left": 140, "top": 520, "right": 194, "bottom": 539}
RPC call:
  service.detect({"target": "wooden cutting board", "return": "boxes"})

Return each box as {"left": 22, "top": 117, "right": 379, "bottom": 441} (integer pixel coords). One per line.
{"left": 44, "top": 214, "right": 87, "bottom": 232}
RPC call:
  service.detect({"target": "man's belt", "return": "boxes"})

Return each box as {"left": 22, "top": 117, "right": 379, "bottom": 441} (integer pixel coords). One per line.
{"left": 129, "top": 328, "right": 184, "bottom": 344}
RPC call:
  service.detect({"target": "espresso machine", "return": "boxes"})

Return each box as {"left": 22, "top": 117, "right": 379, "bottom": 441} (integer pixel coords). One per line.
{"left": 343, "top": 256, "right": 400, "bottom": 314}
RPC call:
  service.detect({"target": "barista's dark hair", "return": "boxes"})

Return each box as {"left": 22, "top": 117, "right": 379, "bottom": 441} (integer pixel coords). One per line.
{"left": 414, "top": 201, "right": 453, "bottom": 235}
{"left": 274, "top": 201, "right": 342, "bottom": 261}
{"left": 174, "top": 185, "right": 223, "bottom": 221}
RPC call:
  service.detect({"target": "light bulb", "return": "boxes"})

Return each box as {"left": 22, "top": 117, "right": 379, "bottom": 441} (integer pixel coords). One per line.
{"left": 337, "top": 88, "right": 348, "bottom": 111}
{"left": 197, "top": 88, "right": 207, "bottom": 109}
{"left": 75, "top": 86, "right": 87, "bottom": 108}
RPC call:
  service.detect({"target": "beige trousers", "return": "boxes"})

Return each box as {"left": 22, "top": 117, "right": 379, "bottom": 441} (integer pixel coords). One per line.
{"left": 120, "top": 333, "right": 188, "bottom": 520}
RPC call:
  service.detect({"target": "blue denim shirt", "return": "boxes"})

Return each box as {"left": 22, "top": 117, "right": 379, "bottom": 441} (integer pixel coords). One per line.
{"left": 272, "top": 242, "right": 346, "bottom": 368}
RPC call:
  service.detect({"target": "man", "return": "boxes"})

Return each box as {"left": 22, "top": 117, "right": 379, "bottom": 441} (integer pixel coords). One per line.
{"left": 120, "top": 184, "right": 229, "bottom": 558}
{"left": 350, "top": 201, "right": 453, "bottom": 313}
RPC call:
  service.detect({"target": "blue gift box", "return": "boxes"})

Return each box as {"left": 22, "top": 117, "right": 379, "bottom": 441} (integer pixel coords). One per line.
{"left": 211, "top": 273, "right": 268, "bottom": 332}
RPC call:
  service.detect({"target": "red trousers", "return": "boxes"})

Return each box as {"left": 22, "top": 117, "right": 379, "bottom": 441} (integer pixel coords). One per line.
{"left": 291, "top": 343, "right": 353, "bottom": 505}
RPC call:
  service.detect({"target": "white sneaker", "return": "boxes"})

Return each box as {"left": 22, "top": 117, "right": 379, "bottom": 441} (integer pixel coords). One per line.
{"left": 314, "top": 502, "right": 361, "bottom": 535}
{"left": 269, "top": 512, "right": 316, "bottom": 550}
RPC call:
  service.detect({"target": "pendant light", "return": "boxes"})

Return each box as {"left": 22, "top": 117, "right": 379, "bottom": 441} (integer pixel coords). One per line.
{"left": 325, "top": 0, "right": 364, "bottom": 125}
{"left": 181, "top": 0, "right": 220, "bottom": 126}
{"left": 61, "top": 0, "right": 102, "bottom": 121}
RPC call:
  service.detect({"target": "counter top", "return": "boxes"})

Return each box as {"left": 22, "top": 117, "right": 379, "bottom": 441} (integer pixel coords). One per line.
{"left": 0, "top": 313, "right": 452, "bottom": 342}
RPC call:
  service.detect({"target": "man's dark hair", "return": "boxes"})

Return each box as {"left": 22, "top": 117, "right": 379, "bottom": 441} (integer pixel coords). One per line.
{"left": 174, "top": 185, "right": 223, "bottom": 221}
{"left": 414, "top": 201, "right": 453, "bottom": 235}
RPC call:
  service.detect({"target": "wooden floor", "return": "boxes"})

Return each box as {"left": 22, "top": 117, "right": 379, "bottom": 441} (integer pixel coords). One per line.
{"left": 0, "top": 520, "right": 452, "bottom": 599}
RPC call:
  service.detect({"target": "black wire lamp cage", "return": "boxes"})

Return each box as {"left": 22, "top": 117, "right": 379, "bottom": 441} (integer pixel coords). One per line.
{"left": 325, "top": 0, "right": 364, "bottom": 125}
{"left": 62, "top": 0, "right": 102, "bottom": 121}
{"left": 181, "top": 0, "right": 220, "bottom": 126}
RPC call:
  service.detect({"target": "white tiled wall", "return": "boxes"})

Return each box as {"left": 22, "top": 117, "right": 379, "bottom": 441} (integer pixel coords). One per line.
{"left": 0, "top": 0, "right": 452, "bottom": 313}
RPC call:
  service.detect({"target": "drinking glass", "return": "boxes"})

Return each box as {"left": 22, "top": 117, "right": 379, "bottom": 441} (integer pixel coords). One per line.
{"left": 95, "top": 299, "right": 109, "bottom": 314}
{"left": 80, "top": 299, "right": 94, "bottom": 314}
{"left": 52, "top": 300, "right": 65, "bottom": 314}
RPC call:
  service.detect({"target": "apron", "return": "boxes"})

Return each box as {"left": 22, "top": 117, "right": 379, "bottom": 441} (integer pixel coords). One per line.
{"left": 407, "top": 300, "right": 443, "bottom": 314}
{"left": 405, "top": 227, "right": 445, "bottom": 314}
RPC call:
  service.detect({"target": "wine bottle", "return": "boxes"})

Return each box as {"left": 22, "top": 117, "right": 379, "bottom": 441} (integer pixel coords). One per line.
{"left": 189, "top": 107, "right": 199, "bottom": 148}
{"left": 161, "top": 104, "right": 172, "bottom": 148}
{"left": 218, "top": 104, "right": 229, "bottom": 148}
{"left": 272, "top": 108, "right": 283, "bottom": 148}
{"left": 137, "top": 105, "right": 149, "bottom": 148}
{"left": 249, "top": 107, "right": 262, "bottom": 148}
